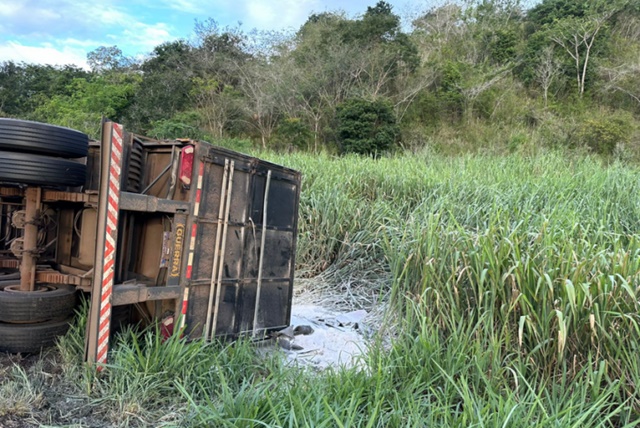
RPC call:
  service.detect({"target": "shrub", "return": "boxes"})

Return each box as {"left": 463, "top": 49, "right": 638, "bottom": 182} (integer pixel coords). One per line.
{"left": 336, "top": 98, "right": 400, "bottom": 156}
{"left": 148, "top": 110, "right": 204, "bottom": 140}
{"left": 575, "top": 111, "right": 634, "bottom": 155}
{"left": 274, "top": 117, "right": 312, "bottom": 151}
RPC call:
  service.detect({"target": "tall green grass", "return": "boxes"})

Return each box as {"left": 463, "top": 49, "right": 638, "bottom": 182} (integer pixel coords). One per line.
{"left": 5, "top": 149, "right": 640, "bottom": 426}
{"left": 263, "top": 150, "right": 640, "bottom": 421}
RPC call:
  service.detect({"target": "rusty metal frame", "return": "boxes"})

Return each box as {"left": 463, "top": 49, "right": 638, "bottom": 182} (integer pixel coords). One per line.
{"left": 0, "top": 187, "right": 98, "bottom": 205}
{"left": 0, "top": 259, "right": 19, "bottom": 269}
{"left": 140, "top": 146, "right": 176, "bottom": 195}
{"left": 112, "top": 283, "right": 181, "bottom": 306}
{"left": 36, "top": 270, "right": 92, "bottom": 288}
{"left": 19, "top": 187, "right": 41, "bottom": 291}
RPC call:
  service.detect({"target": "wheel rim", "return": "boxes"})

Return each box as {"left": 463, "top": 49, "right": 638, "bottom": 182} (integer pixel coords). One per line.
{"left": 3, "top": 284, "right": 56, "bottom": 293}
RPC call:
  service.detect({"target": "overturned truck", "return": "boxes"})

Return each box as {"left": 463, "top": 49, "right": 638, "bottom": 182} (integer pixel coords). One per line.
{"left": 0, "top": 119, "right": 301, "bottom": 364}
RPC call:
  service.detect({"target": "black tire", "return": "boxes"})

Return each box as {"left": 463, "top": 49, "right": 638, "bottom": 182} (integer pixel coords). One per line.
{"left": 0, "top": 317, "right": 72, "bottom": 354}
{"left": 0, "top": 282, "right": 77, "bottom": 323}
{"left": 0, "top": 269, "right": 19, "bottom": 281}
{"left": 0, "top": 151, "right": 86, "bottom": 187}
{"left": 0, "top": 118, "right": 88, "bottom": 158}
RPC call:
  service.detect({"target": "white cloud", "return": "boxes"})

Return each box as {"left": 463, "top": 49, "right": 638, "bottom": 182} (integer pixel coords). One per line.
{"left": 169, "top": 0, "right": 205, "bottom": 14}
{"left": 0, "top": 40, "right": 89, "bottom": 68}
{"left": 0, "top": 1, "right": 25, "bottom": 17}
{"left": 244, "top": 0, "right": 321, "bottom": 29}
{"left": 0, "top": 1, "right": 179, "bottom": 65}
{"left": 123, "top": 22, "right": 175, "bottom": 53}
{"left": 0, "top": 0, "right": 410, "bottom": 67}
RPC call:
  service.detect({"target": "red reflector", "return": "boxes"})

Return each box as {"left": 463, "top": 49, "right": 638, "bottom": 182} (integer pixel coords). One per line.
{"left": 179, "top": 146, "right": 194, "bottom": 189}
{"left": 160, "top": 315, "right": 175, "bottom": 341}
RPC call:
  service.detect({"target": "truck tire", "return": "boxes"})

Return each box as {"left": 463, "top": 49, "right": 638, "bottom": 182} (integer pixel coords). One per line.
{"left": 0, "top": 269, "right": 19, "bottom": 281}
{"left": 0, "top": 317, "right": 72, "bottom": 354}
{"left": 0, "top": 151, "right": 86, "bottom": 187}
{"left": 0, "top": 282, "right": 77, "bottom": 323}
{"left": 0, "top": 119, "right": 88, "bottom": 158}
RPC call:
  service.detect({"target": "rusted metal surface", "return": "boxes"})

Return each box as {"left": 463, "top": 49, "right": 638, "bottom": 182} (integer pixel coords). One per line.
{"left": 56, "top": 210, "right": 74, "bottom": 267}
{"left": 19, "top": 187, "right": 41, "bottom": 291}
{"left": 119, "top": 192, "right": 189, "bottom": 213}
{"left": 0, "top": 117, "right": 296, "bottom": 366}
{"left": 41, "top": 190, "right": 98, "bottom": 204}
{"left": 77, "top": 209, "right": 97, "bottom": 267}
{"left": 112, "top": 284, "right": 181, "bottom": 306}
{"left": 0, "top": 187, "right": 23, "bottom": 197}
{"left": 0, "top": 120, "right": 301, "bottom": 363}
{"left": 0, "top": 259, "right": 19, "bottom": 269}
{"left": 35, "top": 271, "right": 91, "bottom": 287}
{"left": 141, "top": 150, "right": 174, "bottom": 195}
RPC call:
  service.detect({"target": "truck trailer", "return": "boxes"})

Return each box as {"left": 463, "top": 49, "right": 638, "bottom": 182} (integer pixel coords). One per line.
{"left": 0, "top": 119, "right": 301, "bottom": 365}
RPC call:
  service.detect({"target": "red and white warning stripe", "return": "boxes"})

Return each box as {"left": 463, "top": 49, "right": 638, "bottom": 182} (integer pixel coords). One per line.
{"left": 96, "top": 123, "right": 123, "bottom": 367}
{"left": 179, "top": 161, "right": 205, "bottom": 330}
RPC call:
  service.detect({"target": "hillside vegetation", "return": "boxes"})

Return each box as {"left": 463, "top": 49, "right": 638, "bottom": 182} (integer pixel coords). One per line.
{"left": 1, "top": 0, "right": 639, "bottom": 158}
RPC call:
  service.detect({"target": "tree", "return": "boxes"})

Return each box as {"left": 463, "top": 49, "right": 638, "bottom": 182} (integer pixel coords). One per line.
{"left": 187, "top": 20, "right": 252, "bottom": 138}
{"left": 0, "top": 62, "right": 88, "bottom": 117}
{"left": 336, "top": 98, "right": 399, "bottom": 156}
{"left": 31, "top": 74, "right": 139, "bottom": 137}
{"left": 234, "top": 58, "right": 280, "bottom": 148}
{"left": 266, "top": 51, "right": 328, "bottom": 152}
{"left": 0, "top": 61, "right": 24, "bottom": 115}
{"left": 535, "top": 46, "right": 561, "bottom": 107}
{"left": 528, "top": 0, "right": 589, "bottom": 27}
{"left": 277, "top": 2, "right": 419, "bottom": 151}
{"left": 87, "top": 46, "right": 134, "bottom": 73}
{"left": 129, "top": 40, "right": 196, "bottom": 130}
{"left": 192, "top": 19, "right": 251, "bottom": 86}
{"left": 597, "top": 7, "right": 640, "bottom": 109}
{"left": 457, "top": 65, "right": 510, "bottom": 123}
{"left": 411, "top": 3, "right": 465, "bottom": 62}
{"left": 549, "top": 14, "right": 611, "bottom": 96}
{"left": 526, "top": 0, "right": 629, "bottom": 97}
{"left": 190, "top": 78, "right": 241, "bottom": 137}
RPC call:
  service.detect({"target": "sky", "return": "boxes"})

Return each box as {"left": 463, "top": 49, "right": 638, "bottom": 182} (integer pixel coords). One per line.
{"left": 0, "top": 0, "right": 417, "bottom": 69}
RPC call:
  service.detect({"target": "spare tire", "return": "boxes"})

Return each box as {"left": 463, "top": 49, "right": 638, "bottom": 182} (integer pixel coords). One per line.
{"left": 0, "top": 318, "right": 72, "bottom": 354}
{"left": 0, "top": 118, "right": 88, "bottom": 158}
{"left": 0, "top": 282, "right": 77, "bottom": 323}
{"left": 0, "top": 151, "right": 86, "bottom": 187}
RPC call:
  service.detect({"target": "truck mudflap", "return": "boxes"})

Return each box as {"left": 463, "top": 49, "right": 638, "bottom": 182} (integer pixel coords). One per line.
{"left": 84, "top": 121, "right": 301, "bottom": 366}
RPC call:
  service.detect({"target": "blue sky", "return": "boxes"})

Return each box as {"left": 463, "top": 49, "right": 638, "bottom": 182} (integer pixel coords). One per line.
{"left": 0, "top": 0, "right": 419, "bottom": 68}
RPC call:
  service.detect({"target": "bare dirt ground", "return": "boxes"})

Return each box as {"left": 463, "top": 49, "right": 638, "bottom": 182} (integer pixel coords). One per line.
{"left": 0, "top": 351, "right": 63, "bottom": 428}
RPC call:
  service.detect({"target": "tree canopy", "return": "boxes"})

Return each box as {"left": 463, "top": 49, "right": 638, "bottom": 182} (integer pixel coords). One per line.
{"left": 1, "top": 0, "right": 638, "bottom": 157}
